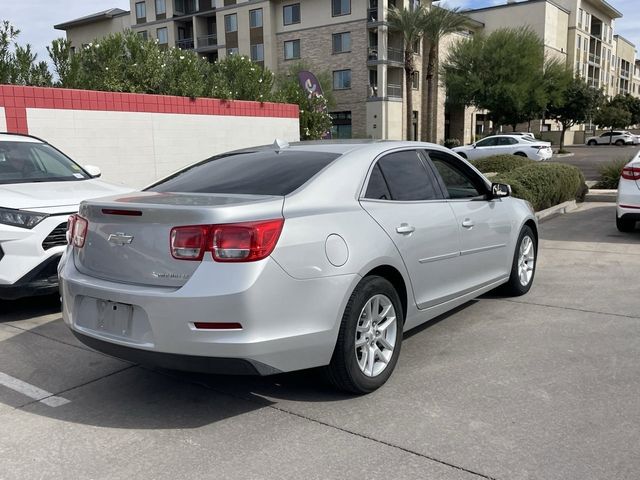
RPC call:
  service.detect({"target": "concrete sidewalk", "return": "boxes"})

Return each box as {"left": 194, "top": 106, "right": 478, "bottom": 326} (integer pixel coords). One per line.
{"left": 1, "top": 203, "right": 639, "bottom": 480}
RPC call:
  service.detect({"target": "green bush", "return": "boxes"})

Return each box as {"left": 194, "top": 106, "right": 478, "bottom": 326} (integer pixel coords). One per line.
{"left": 596, "top": 157, "right": 629, "bottom": 189}
{"left": 495, "top": 163, "right": 586, "bottom": 211}
{"left": 444, "top": 138, "right": 461, "bottom": 149}
{"left": 472, "top": 154, "right": 534, "bottom": 174}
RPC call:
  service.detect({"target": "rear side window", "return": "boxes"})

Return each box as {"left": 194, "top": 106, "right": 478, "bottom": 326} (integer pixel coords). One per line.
{"left": 364, "top": 164, "right": 391, "bottom": 200}
{"left": 371, "top": 150, "right": 440, "bottom": 201}
{"left": 147, "top": 150, "right": 339, "bottom": 196}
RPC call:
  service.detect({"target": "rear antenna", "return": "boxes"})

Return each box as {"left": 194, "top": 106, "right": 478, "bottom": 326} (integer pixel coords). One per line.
{"left": 273, "top": 138, "right": 290, "bottom": 152}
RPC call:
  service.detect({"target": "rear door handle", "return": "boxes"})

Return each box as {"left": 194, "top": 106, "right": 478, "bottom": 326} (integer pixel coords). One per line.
{"left": 462, "top": 219, "right": 474, "bottom": 229}
{"left": 396, "top": 223, "right": 415, "bottom": 235}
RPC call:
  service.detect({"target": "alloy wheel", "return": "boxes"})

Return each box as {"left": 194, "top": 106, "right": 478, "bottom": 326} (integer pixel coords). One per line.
{"left": 354, "top": 294, "right": 397, "bottom": 377}
{"left": 518, "top": 235, "right": 535, "bottom": 286}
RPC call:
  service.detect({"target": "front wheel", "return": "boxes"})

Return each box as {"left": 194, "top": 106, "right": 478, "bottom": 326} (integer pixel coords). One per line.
{"left": 587, "top": 140, "right": 597, "bottom": 146}
{"left": 501, "top": 225, "right": 537, "bottom": 296}
{"left": 325, "top": 276, "right": 403, "bottom": 394}
{"left": 615, "top": 139, "right": 624, "bottom": 146}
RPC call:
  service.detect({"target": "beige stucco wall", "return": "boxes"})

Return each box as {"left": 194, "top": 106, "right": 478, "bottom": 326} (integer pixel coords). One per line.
{"left": 65, "top": 15, "right": 131, "bottom": 48}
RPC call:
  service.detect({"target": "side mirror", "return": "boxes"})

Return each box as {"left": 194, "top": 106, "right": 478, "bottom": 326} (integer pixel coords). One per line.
{"left": 472, "top": 143, "right": 477, "bottom": 148}
{"left": 83, "top": 165, "right": 102, "bottom": 178}
{"left": 491, "top": 183, "right": 511, "bottom": 198}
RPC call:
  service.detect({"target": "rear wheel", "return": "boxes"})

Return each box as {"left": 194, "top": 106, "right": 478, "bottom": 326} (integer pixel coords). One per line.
{"left": 616, "top": 215, "right": 636, "bottom": 232}
{"left": 615, "top": 139, "right": 625, "bottom": 146}
{"left": 501, "top": 225, "right": 537, "bottom": 296}
{"left": 325, "top": 276, "right": 403, "bottom": 394}
{"left": 587, "top": 140, "right": 597, "bottom": 146}
{"left": 514, "top": 151, "right": 527, "bottom": 157}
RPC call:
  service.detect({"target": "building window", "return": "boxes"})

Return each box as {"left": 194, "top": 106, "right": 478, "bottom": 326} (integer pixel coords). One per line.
{"left": 250, "top": 9, "right": 263, "bottom": 28}
{"left": 412, "top": 71, "right": 420, "bottom": 90}
{"left": 576, "top": 35, "right": 581, "bottom": 52}
{"left": 283, "top": 4, "right": 300, "bottom": 25}
{"left": 284, "top": 39, "right": 300, "bottom": 60}
{"left": 227, "top": 47, "right": 239, "bottom": 56}
{"left": 331, "top": 111, "right": 352, "bottom": 139}
{"left": 156, "top": 27, "right": 168, "bottom": 44}
{"left": 578, "top": 8, "right": 583, "bottom": 29}
{"left": 251, "top": 43, "right": 264, "bottom": 62}
{"left": 332, "top": 0, "right": 351, "bottom": 17}
{"left": 135, "top": 2, "right": 146, "bottom": 21}
{"left": 138, "top": 30, "right": 148, "bottom": 40}
{"left": 225, "top": 13, "right": 238, "bottom": 33}
{"left": 155, "top": 0, "right": 166, "bottom": 15}
{"left": 333, "top": 69, "right": 351, "bottom": 90}
{"left": 332, "top": 32, "right": 351, "bottom": 54}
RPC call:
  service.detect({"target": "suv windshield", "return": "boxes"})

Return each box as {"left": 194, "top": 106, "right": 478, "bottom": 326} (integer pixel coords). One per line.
{"left": 147, "top": 149, "right": 340, "bottom": 196}
{"left": 0, "top": 141, "right": 89, "bottom": 184}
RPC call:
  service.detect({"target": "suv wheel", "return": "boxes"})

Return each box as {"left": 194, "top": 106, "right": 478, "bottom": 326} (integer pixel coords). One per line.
{"left": 587, "top": 140, "right": 597, "bottom": 146}
{"left": 615, "top": 139, "right": 625, "bottom": 146}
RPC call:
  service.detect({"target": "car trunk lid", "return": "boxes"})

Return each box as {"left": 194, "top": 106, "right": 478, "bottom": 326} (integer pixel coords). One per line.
{"left": 74, "top": 192, "right": 284, "bottom": 287}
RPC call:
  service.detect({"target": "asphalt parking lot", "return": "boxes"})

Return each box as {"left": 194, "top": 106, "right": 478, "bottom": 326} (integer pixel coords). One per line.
{"left": 550, "top": 145, "right": 640, "bottom": 181}
{"left": 1, "top": 202, "right": 639, "bottom": 480}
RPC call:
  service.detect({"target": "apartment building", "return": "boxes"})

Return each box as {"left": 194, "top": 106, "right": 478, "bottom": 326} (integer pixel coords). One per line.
{"left": 54, "top": 8, "right": 131, "bottom": 51}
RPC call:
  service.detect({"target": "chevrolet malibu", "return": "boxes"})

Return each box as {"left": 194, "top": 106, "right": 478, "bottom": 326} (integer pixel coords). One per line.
{"left": 60, "top": 141, "right": 538, "bottom": 393}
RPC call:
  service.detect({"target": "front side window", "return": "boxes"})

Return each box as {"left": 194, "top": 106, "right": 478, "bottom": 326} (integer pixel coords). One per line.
{"left": 147, "top": 150, "right": 339, "bottom": 196}
{"left": 332, "top": 0, "right": 351, "bottom": 16}
{"left": 370, "top": 150, "right": 440, "bottom": 201}
{"left": 283, "top": 4, "right": 301, "bottom": 25}
{"left": 0, "top": 141, "right": 90, "bottom": 184}
{"left": 332, "top": 32, "right": 351, "bottom": 54}
{"left": 428, "top": 150, "right": 483, "bottom": 199}
{"left": 284, "top": 39, "right": 300, "bottom": 60}
{"left": 251, "top": 43, "right": 264, "bottom": 62}
{"left": 156, "top": 27, "right": 168, "bottom": 44}
{"left": 250, "top": 9, "right": 263, "bottom": 28}
{"left": 333, "top": 69, "right": 351, "bottom": 90}
{"left": 476, "top": 137, "right": 497, "bottom": 147}
{"left": 225, "top": 13, "right": 238, "bottom": 33}
{"left": 135, "top": 1, "right": 146, "bottom": 19}
{"left": 155, "top": 0, "right": 166, "bottom": 15}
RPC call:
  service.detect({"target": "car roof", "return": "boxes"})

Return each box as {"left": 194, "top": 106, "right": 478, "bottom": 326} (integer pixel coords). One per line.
{"left": 0, "top": 133, "right": 43, "bottom": 144}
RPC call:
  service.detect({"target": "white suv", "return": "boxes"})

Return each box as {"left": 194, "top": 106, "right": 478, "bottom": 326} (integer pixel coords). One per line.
{"left": 586, "top": 131, "right": 635, "bottom": 146}
{"left": 0, "top": 133, "right": 131, "bottom": 300}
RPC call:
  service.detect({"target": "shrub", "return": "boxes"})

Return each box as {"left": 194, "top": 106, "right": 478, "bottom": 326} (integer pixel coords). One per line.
{"left": 495, "top": 163, "right": 586, "bottom": 211}
{"left": 472, "top": 154, "right": 534, "bottom": 174}
{"left": 596, "top": 157, "right": 630, "bottom": 189}
{"left": 444, "top": 138, "right": 461, "bottom": 149}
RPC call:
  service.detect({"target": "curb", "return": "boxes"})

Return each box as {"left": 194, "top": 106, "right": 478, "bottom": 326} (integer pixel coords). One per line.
{"left": 535, "top": 200, "right": 577, "bottom": 222}
{"left": 585, "top": 189, "right": 616, "bottom": 203}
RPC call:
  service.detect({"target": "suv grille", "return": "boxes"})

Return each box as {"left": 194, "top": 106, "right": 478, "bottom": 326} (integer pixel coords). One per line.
{"left": 42, "top": 222, "right": 68, "bottom": 250}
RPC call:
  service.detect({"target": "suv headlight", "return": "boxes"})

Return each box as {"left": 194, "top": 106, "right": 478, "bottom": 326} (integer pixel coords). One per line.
{"left": 0, "top": 208, "right": 49, "bottom": 229}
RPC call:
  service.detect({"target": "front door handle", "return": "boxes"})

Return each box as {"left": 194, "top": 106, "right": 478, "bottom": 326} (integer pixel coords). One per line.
{"left": 462, "top": 219, "right": 474, "bottom": 229}
{"left": 396, "top": 223, "right": 415, "bottom": 235}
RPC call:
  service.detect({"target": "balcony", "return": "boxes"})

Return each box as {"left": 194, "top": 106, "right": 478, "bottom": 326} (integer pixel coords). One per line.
{"left": 388, "top": 47, "right": 404, "bottom": 64}
{"left": 367, "top": 7, "right": 379, "bottom": 23}
{"left": 620, "top": 69, "right": 630, "bottom": 80}
{"left": 197, "top": 33, "right": 218, "bottom": 48}
{"left": 387, "top": 83, "right": 402, "bottom": 98}
{"left": 176, "top": 38, "right": 194, "bottom": 50}
{"left": 588, "top": 53, "right": 601, "bottom": 64}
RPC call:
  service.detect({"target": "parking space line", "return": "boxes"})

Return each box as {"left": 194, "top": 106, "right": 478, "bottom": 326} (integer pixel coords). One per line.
{"left": 0, "top": 372, "right": 70, "bottom": 407}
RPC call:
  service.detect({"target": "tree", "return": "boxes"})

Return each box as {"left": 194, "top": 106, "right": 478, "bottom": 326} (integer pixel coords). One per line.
{"left": 594, "top": 105, "right": 632, "bottom": 144}
{"left": 387, "top": 4, "right": 429, "bottom": 140}
{"left": 47, "top": 38, "right": 81, "bottom": 88}
{"left": 546, "top": 76, "right": 604, "bottom": 151}
{"left": 609, "top": 93, "right": 640, "bottom": 127}
{"left": 443, "top": 27, "right": 552, "bottom": 132}
{"left": 421, "top": 5, "right": 468, "bottom": 142}
{"left": 0, "top": 21, "right": 52, "bottom": 86}
{"left": 207, "top": 54, "right": 275, "bottom": 101}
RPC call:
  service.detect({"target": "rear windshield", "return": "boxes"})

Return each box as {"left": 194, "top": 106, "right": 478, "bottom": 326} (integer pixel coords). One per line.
{"left": 147, "top": 150, "right": 339, "bottom": 196}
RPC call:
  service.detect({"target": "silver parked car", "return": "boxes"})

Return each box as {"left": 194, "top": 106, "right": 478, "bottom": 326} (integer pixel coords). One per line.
{"left": 60, "top": 141, "right": 538, "bottom": 393}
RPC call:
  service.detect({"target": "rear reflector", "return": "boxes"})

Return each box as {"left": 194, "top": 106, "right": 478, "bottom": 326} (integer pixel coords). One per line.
{"left": 102, "top": 209, "right": 143, "bottom": 216}
{"left": 621, "top": 166, "right": 640, "bottom": 180}
{"left": 193, "top": 322, "right": 243, "bottom": 330}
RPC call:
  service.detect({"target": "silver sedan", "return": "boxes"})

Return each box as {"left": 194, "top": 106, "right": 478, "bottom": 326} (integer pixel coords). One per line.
{"left": 59, "top": 141, "right": 538, "bottom": 393}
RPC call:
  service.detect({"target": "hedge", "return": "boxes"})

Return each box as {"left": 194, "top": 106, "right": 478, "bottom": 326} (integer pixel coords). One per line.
{"left": 472, "top": 155, "right": 534, "bottom": 174}
{"left": 494, "top": 163, "right": 587, "bottom": 211}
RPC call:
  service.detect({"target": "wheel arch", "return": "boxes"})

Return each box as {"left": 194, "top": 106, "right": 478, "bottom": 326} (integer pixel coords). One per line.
{"left": 523, "top": 218, "right": 539, "bottom": 251}
{"left": 363, "top": 265, "right": 408, "bottom": 322}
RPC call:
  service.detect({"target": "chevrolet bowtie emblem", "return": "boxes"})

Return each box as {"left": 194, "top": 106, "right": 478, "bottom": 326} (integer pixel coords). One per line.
{"left": 107, "top": 232, "right": 134, "bottom": 246}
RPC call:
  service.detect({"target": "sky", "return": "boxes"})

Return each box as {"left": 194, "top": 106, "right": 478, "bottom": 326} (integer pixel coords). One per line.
{"left": 2, "top": 0, "right": 639, "bottom": 67}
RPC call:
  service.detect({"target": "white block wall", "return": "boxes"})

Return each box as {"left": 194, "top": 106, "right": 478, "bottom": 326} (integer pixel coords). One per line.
{"left": 0, "top": 107, "right": 6, "bottom": 133}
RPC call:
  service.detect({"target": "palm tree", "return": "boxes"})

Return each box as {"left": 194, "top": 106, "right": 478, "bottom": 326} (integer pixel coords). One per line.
{"left": 421, "top": 6, "right": 468, "bottom": 142}
{"left": 387, "top": 4, "right": 429, "bottom": 141}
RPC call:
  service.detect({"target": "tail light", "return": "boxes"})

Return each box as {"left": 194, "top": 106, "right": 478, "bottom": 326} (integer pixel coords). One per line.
{"left": 170, "top": 219, "right": 284, "bottom": 263}
{"left": 621, "top": 166, "right": 640, "bottom": 180}
{"left": 68, "top": 214, "right": 88, "bottom": 248}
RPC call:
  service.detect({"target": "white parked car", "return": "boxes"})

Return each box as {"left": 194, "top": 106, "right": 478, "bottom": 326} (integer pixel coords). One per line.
{"left": 616, "top": 150, "right": 640, "bottom": 232}
{"left": 0, "top": 133, "right": 131, "bottom": 300}
{"left": 452, "top": 135, "right": 552, "bottom": 161}
{"left": 586, "top": 131, "right": 635, "bottom": 146}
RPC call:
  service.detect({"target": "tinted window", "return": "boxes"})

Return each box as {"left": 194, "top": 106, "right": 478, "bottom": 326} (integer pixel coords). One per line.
{"left": 364, "top": 164, "right": 391, "bottom": 200}
{"left": 476, "top": 137, "right": 497, "bottom": 147}
{"left": 147, "top": 150, "right": 338, "bottom": 196}
{"left": 498, "top": 137, "right": 517, "bottom": 145}
{"left": 428, "top": 150, "right": 483, "bottom": 199}
{"left": 376, "top": 150, "right": 440, "bottom": 201}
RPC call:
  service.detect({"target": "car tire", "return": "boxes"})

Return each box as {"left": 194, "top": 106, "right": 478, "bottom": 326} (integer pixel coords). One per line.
{"left": 615, "top": 139, "right": 624, "bottom": 146}
{"left": 616, "top": 215, "right": 636, "bottom": 233}
{"left": 587, "top": 140, "right": 597, "bottom": 146}
{"left": 325, "top": 276, "right": 403, "bottom": 394}
{"left": 514, "top": 152, "right": 527, "bottom": 157}
{"left": 501, "top": 225, "right": 537, "bottom": 296}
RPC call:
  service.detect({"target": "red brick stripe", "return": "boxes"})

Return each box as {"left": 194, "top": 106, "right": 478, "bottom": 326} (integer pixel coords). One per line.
{"left": 0, "top": 84, "right": 299, "bottom": 134}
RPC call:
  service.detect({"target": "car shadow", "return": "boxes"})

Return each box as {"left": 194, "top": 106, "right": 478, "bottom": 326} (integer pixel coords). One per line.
{"left": 0, "top": 294, "right": 61, "bottom": 323}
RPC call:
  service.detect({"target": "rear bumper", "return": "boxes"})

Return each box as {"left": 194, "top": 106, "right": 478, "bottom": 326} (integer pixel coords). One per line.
{"left": 60, "top": 254, "right": 360, "bottom": 374}
{"left": 0, "top": 254, "right": 61, "bottom": 300}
